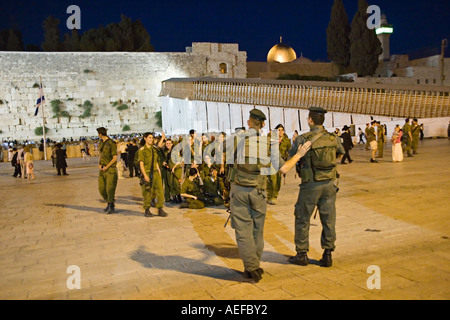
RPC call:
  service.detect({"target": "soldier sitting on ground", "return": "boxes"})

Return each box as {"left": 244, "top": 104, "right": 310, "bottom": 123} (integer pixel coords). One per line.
{"left": 180, "top": 167, "right": 220, "bottom": 209}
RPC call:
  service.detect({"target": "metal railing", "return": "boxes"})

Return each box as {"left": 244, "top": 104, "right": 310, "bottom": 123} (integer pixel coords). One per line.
{"left": 160, "top": 78, "right": 450, "bottom": 118}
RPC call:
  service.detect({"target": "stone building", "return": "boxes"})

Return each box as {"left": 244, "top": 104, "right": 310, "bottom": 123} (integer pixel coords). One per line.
{"left": 0, "top": 42, "right": 246, "bottom": 141}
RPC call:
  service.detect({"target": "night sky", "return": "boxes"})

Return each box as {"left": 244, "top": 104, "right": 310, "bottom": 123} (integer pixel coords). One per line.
{"left": 1, "top": 0, "right": 449, "bottom": 61}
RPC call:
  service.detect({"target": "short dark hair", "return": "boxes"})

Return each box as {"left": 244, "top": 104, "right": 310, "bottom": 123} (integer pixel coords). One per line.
{"left": 97, "top": 127, "right": 107, "bottom": 136}
{"left": 143, "top": 132, "right": 154, "bottom": 138}
{"left": 308, "top": 112, "right": 325, "bottom": 125}
{"left": 275, "top": 124, "right": 284, "bottom": 130}
{"left": 189, "top": 168, "right": 198, "bottom": 177}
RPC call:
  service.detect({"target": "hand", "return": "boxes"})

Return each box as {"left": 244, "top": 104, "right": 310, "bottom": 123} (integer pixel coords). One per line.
{"left": 144, "top": 175, "right": 150, "bottom": 183}
{"left": 296, "top": 141, "right": 311, "bottom": 158}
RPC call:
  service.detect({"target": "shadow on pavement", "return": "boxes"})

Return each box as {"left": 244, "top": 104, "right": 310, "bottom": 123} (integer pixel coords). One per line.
{"left": 129, "top": 245, "right": 244, "bottom": 283}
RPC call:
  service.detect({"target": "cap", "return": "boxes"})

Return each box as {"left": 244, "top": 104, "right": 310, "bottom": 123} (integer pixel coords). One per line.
{"left": 308, "top": 106, "right": 327, "bottom": 114}
{"left": 249, "top": 108, "right": 266, "bottom": 121}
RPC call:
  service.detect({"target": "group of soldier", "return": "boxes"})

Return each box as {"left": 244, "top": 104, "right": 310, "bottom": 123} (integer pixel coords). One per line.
{"left": 96, "top": 105, "right": 345, "bottom": 283}
{"left": 364, "top": 117, "right": 422, "bottom": 162}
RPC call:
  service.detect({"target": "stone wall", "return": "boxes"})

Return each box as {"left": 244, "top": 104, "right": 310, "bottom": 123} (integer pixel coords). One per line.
{"left": 0, "top": 43, "right": 246, "bottom": 141}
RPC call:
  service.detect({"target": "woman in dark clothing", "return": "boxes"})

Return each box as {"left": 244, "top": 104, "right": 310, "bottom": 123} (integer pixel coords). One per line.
{"left": 340, "top": 125, "right": 354, "bottom": 164}
{"left": 55, "top": 143, "right": 69, "bottom": 175}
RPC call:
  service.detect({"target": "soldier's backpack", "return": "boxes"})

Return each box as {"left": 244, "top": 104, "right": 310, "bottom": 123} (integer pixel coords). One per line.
{"left": 308, "top": 131, "right": 338, "bottom": 181}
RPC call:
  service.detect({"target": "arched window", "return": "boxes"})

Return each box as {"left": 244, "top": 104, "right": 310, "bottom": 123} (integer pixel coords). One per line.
{"left": 219, "top": 63, "right": 227, "bottom": 74}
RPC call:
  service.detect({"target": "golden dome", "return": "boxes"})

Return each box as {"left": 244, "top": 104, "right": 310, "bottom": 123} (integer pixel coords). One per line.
{"left": 267, "top": 37, "right": 297, "bottom": 63}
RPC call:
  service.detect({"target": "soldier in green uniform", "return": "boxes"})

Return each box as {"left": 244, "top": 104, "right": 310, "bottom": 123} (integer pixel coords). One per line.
{"left": 228, "top": 108, "right": 280, "bottom": 283}
{"left": 138, "top": 132, "right": 168, "bottom": 218}
{"left": 376, "top": 121, "right": 385, "bottom": 158}
{"left": 281, "top": 106, "right": 345, "bottom": 268}
{"left": 180, "top": 167, "right": 207, "bottom": 209}
{"left": 162, "top": 139, "right": 183, "bottom": 203}
{"left": 97, "top": 127, "right": 118, "bottom": 214}
{"left": 364, "top": 123, "right": 371, "bottom": 150}
{"left": 202, "top": 165, "right": 225, "bottom": 206}
{"left": 411, "top": 118, "right": 420, "bottom": 154}
{"left": 267, "top": 124, "right": 291, "bottom": 205}
{"left": 402, "top": 118, "right": 413, "bottom": 157}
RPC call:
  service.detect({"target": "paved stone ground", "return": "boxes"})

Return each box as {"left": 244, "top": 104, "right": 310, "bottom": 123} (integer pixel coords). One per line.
{"left": 0, "top": 138, "right": 449, "bottom": 300}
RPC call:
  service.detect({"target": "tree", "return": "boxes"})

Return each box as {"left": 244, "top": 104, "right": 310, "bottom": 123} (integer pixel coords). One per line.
{"left": 63, "top": 29, "right": 81, "bottom": 51}
{"left": 326, "top": 0, "right": 350, "bottom": 72}
{"left": 4, "top": 29, "right": 23, "bottom": 51}
{"left": 349, "top": 0, "right": 383, "bottom": 76}
{"left": 42, "top": 16, "right": 62, "bottom": 51}
{"left": 132, "top": 19, "right": 154, "bottom": 52}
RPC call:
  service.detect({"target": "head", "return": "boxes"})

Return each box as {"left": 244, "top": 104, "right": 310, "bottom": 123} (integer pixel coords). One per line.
{"left": 189, "top": 167, "right": 198, "bottom": 179}
{"left": 210, "top": 166, "right": 218, "bottom": 178}
{"left": 165, "top": 139, "right": 173, "bottom": 150}
{"left": 275, "top": 124, "right": 285, "bottom": 138}
{"left": 143, "top": 132, "right": 154, "bottom": 146}
{"left": 248, "top": 109, "right": 266, "bottom": 130}
{"left": 97, "top": 127, "right": 107, "bottom": 138}
{"left": 405, "top": 118, "right": 410, "bottom": 123}
{"left": 308, "top": 107, "right": 326, "bottom": 127}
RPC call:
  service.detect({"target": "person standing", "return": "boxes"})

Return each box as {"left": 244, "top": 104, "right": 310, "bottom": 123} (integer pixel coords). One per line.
{"left": 138, "top": 132, "right": 168, "bottom": 218}
{"left": 11, "top": 148, "right": 21, "bottom": 178}
{"left": 281, "top": 106, "right": 344, "bottom": 268}
{"left": 228, "top": 108, "right": 273, "bottom": 283}
{"left": 126, "top": 139, "right": 139, "bottom": 178}
{"left": 411, "top": 118, "right": 420, "bottom": 154}
{"left": 97, "top": 127, "right": 118, "bottom": 214}
{"left": 391, "top": 126, "right": 403, "bottom": 162}
{"left": 364, "top": 123, "right": 371, "bottom": 150}
{"left": 358, "top": 127, "right": 365, "bottom": 144}
{"left": 267, "top": 124, "right": 291, "bottom": 205}
{"left": 340, "top": 125, "right": 354, "bottom": 164}
{"left": 55, "top": 143, "right": 69, "bottom": 176}
{"left": 402, "top": 118, "right": 413, "bottom": 157}
{"left": 24, "top": 146, "right": 35, "bottom": 180}
{"left": 367, "top": 121, "right": 378, "bottom": 163}
{"left": 376, "top": 121, "right": 386, "bottom": 158}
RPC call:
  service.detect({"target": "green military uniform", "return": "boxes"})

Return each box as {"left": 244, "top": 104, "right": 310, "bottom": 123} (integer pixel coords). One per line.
{"left": 402, "top": 121, "right": 413, "bottom": 156}
{"left": 267, "top": 133, "right": 291, "bottom": 202}
{"left": 138, "top": 145, "right": 164, "bottom": 210}
{"left": 180, "top": 177, "right": 205, "bottom": 209}
{"left": 377, "top": 125, "right": 385, "bottom": 157}
{"left": 98, "top": 138, "right": 118, "bottom": 204}
{"left": 202, "top": 174, "right": 225, "bottom": 206}
{"left": 411, "top": 120, "right": 420, "bottom": 154}
{"left": 365, "top": 125, "right": 371, "bottom": 150}
{"left": 288, "top": 107, "right": 345, "bottom": 260}
{"left": 229, "top": 109, "right": 276, "bottom": 280}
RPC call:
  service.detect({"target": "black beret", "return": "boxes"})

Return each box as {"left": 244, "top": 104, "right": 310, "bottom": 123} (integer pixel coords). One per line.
{"left": 308, "top": 106, "right": 327, "bottom": 114}
{"left": 249, "top": 108, "right": 266, "bottom": 121}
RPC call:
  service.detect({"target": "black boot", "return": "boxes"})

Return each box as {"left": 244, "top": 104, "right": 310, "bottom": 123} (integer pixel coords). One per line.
{"left": 288, "top": 252, "right": 309, "bottom": 266}
{"left": 319, "top": 249, "right": 333, "bottom": 267}
{"left": 103, "top": 203, "right": 110, "bottom": 212}
{"left": 144, "top": 208, "right": 153, "bottom": 217}
{"left": 176, "top": 194, "right": 182, "bottom": 203}
{"left": 244, "top": 268, "right": 264, "bottom": 283}
{"left": 106, "top": 202, "right": 115, "bottom": 214}
{"left": 158, "top": 207, "right": 168, "bottom": 217}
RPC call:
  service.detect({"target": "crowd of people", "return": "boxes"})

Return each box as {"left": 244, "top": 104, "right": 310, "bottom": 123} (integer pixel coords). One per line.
{"left": 355, "top": 117, "right": 423, "bottom": 163}
{"left": 2, "top": 109, "right": 433, "bottom": 284}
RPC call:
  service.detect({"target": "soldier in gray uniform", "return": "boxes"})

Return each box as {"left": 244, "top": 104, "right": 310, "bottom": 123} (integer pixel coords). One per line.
{"left": 228, "top": 108, "right": 273, "bottom": 283}
{"left": 281, "top": 106, "right": 345, "bottom": 268}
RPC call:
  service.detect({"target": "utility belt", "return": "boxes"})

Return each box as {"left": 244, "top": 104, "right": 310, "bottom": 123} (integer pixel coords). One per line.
{"left": 229, "top": 167, "right": 266, "bottom": 190}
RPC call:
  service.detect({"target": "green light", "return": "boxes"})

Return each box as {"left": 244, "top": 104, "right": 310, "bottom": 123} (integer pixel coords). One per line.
{"left": 376, "top": 27, "right": 393, "bottom": 35}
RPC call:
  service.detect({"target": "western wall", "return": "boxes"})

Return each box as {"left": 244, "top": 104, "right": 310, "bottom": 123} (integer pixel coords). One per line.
{"left": 0, "top": 43, "right": 247, "bottom": 141}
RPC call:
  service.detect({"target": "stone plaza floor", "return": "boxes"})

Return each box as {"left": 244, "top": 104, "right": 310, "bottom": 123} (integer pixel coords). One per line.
{"left": 0, "top": 138, "right": 449, "bottom": 300}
